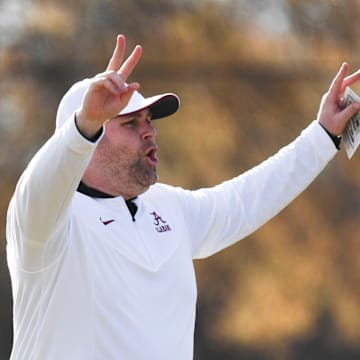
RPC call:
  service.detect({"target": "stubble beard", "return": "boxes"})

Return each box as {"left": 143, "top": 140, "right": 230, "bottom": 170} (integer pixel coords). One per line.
{"left": 94, "top": 138, "right": 158, "bottom": 197}
{"left": 104, "top": 155, "right": 158, "bottom": 197}
{"left": 128, "top": 157, "right": 158, "bottom": 190}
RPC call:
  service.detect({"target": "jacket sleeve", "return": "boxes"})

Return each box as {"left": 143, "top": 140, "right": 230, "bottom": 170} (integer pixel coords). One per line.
{"left": 179, "top": 121, "right": 338, "bottom": 259}
{"left": 6, "top": 117, "right": 102, "bottom": 271}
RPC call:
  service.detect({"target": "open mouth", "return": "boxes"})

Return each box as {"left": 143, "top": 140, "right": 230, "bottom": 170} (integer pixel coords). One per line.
{"left": 145, "top": 146, "right": 158, "bottom": 165}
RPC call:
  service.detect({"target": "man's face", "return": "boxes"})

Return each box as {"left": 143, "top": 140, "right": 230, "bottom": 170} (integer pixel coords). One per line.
{"left": 86, "top": 108, "right": 158, "bottom": 198}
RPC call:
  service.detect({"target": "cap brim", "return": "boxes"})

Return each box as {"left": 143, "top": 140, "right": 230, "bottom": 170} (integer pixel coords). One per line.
{"left": 119, "top": 93, "right": 180, "bottom": 120}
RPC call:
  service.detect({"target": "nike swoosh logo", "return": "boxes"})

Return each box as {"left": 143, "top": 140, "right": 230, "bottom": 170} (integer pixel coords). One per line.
{"left": 100, "top": 217, "right": 115, "bottom": 226}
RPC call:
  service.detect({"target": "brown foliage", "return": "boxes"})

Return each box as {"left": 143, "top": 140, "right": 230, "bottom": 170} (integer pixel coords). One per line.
{"left": 1, "top": 0, "right": 360, "bottom": 358}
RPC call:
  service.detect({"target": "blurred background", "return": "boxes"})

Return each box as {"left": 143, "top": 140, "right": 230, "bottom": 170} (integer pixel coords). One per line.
{"left": 1, "top": 0, "right": 360, "bottom": 359}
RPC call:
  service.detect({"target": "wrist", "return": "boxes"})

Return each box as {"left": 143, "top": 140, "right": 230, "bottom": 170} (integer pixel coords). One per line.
{"left": 75, "top": 113, "right": 103, "bottom": 142}
{"left": 75, "top": 110, "right": 104, "bottom": 140}
{"left": 319, "top": 122, "right": 341, "bottom": 150}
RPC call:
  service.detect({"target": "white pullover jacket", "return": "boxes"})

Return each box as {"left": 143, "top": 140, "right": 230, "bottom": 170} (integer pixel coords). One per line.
{"left": 6, "top": 116, "right": 337, "bottom": 359}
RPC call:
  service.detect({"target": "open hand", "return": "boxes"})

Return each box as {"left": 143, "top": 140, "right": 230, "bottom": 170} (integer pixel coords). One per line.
{"left": 76, "top": 35, "right": 142, "bottom": 138}
{"left": 318, "top": 62, "right": 360, "bottom": 136}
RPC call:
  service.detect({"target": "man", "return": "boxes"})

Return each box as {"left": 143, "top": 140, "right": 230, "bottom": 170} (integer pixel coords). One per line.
{"left": 6, "top": 34, "right": 360, "bottom": 359}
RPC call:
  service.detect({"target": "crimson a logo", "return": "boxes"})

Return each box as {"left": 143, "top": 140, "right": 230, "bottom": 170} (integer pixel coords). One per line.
{"left": 150, "top": 211, "right": 172, "bottom": 233}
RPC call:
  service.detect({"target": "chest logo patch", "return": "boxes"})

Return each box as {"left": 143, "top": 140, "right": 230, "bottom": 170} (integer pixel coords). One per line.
{"left": 150, "top": 211, "right": 172, "bottom": 233}
{"left": 100, "top": 217, "right": 115, "bottom": 226}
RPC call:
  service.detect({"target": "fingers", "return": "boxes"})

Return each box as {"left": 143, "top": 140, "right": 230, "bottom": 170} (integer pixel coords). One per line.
{"left": 339, "top": 101, "right": 360, "bottom": 123}
{"left": 106, "top": 35, "right": 126, "bottom": 72}
{"left": 118, "top": 83, "right": 140, "bottom": 108}
{"left": 338, "top": 95, "right": 345, "bottom": 109}
{"left": 328, "top": 62, "right": 360, "bottom": 97}
{"left": 106, "top": 35, "right": 142, "bottom": 83}
{"left": 91, "top": 71, "right": 140, "bottom": 102}
{"left": 342, "top": 69, "right": 360, "bottom": 93}
{"left": 119, "top": 45, "right": 142, "bottom": 82}
{"left": 318, "top": 63, "right": 360, "bottom": 135}
{"left": 327, "top": 62, "right": 348, "bottom": 101}
{"left": 92, "top": 72, "right": 124, "bottom": 95}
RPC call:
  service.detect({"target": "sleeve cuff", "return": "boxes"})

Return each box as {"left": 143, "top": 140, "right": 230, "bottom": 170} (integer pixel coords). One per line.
{"left": 57, "top": 114, "right": 104, "bottom": 154}
{"left": 318, "top": 123, "right": 341, "bottom": 150}
{"left": 74, "top": 114, "right": 104, "bottom": 143}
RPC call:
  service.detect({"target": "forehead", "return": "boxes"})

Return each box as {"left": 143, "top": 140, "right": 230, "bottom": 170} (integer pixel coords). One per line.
{"left": 119, "top": 108, "right": 151, "bottom": 119}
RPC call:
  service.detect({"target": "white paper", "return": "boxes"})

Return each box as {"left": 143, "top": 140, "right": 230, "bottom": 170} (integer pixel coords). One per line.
{"left": 343, "top": 87, "right": 360, "bottom": 159}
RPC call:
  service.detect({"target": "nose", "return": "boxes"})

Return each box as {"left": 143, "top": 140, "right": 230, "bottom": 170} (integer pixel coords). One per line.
{"left": 141, "top": 121, "right": 157, "bottom": 140}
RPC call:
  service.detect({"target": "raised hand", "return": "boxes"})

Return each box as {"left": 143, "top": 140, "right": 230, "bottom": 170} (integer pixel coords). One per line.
{"left": 76, "top": 35, "right": 142, "bottom": 138}
{"left": 318, "top": 62, "right": 360, "bottom": 136}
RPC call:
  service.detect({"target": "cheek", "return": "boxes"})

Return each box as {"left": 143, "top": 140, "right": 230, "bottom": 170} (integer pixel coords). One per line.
{"left": 96, "top": 133, "right": 138, "bottom": 162}
{"left": 103, "top": 126, "right": 136, "bottom": 149}
{"left": 100, "top": 131, "right": 124, "bottom": 150}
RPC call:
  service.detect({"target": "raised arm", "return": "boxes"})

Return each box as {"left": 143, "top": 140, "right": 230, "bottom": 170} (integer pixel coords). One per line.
{"left": 183, "top": 64, "right": 360, "bottom": 258}
{"left": 7, "top": 35, "right": 142, "bottom": 269}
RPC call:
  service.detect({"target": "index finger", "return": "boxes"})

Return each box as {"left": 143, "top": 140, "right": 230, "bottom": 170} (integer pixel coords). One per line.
{"left": 106, "top": 35, "right": 126, "bottom": 72}
{"left": 118, "top": 45, "right": 142, "bottom": 82}
{"left": 327, "top": 62, "right": 348, "bottom": 100}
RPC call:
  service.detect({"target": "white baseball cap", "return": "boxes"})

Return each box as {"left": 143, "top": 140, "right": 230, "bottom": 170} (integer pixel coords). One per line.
{"left": 56, "top": 78, "right": 180, "bottom": 129}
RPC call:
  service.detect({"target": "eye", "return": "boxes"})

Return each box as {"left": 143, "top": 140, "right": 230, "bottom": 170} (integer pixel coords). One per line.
{"left": 122, "top": 119, "right": 136, "bottom": 127}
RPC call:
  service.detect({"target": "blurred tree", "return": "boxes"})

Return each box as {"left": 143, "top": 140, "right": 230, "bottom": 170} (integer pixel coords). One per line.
{"left": 1, "top": 0, "right": 360, "bottom": 359}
